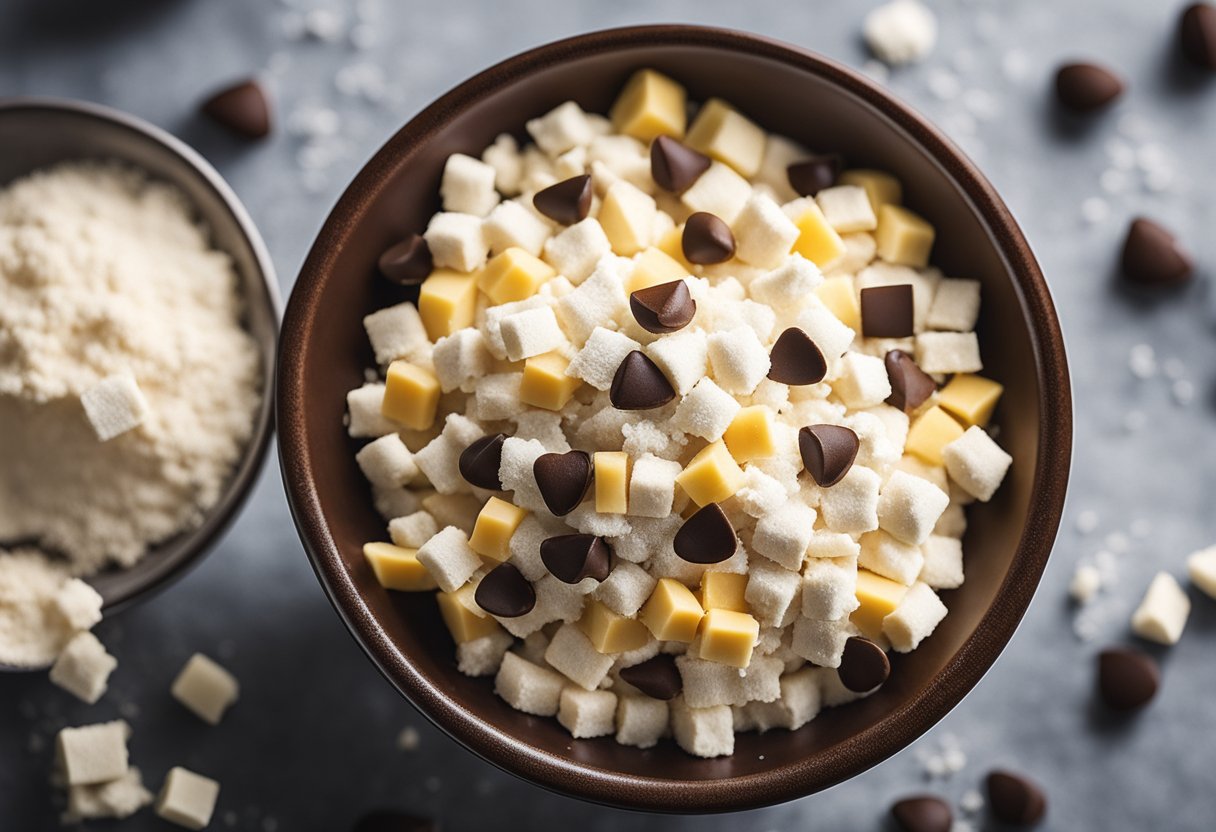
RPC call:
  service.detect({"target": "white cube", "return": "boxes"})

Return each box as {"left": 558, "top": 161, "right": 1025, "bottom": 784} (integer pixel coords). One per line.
{"left": 554, "top": 258, "right": 629, "bottom": 343}
{"left": 670, "top": 697, "right": 734, "bottom": 758}
{"left": 1131, "top": 572, "right": 1191, "bottom": 646}
{"left": 440, "top": 153, "right": 500, "bottom": 217}
{"left": 877, "top": 470, "right": 950, "bottom": 546}
{"left": 628, "top": 454, "right": 683, "bottom": 519}
{"left": 795, "top": 303, "right": 856, "bottom": 376}
{"left": 544, "top": 624, "right": 614, "bottom": 690}
{"left": 745, "top": 559, "right": 803, "bottom": 628}
{"left": 732, "top": 193, "right": 801, "bottom": 269}
{"left": 432, "top": 328, "right": 493, "bottom": 393}
{"left": 346, "top": 384, "right": 397, "bottom": 438}
{"left": 752, "top": 501, "right": 817, "bottom": 571}
{"left": 416, "top": 526, "right": 482, "bottom": 592}
{"left": 526, "top": 100, "right": 595, "bottom": 156}
{"left": 801, "top": 556, "right": 860, "bottom": 620}
{"left": 57, "top": 721, "right": 129, "bottom": 786}
{"left": 483, "top": 199, "right": 551, "bottom": 256}
{"left": 356, "top": 433, "right": 418, "bottom": 489}
{"left": 819, "top": 465, "right": 882, "bottom": 535}
{"left": 748, "top": 254, "right": 824, "bottom": 309}
{"left": 919, "top": 535, "right": 964, "bottom": 589}
{"left": 424, "top": 211, "right": 489, "bottom": 272}
{"left": 916, "top": 331, "right": 982, "bottom": 374}
{"left": 170, "top": 654, "right": 240, "bottom": 726}
{"left": 498, "top": 305, "right": 566, "bottom": 362}
{"left": 49, "top": 632, "right": 116, "bottom": 705}
{"left": 558, "top": 687, "right": 618, "bottom": 738}
{"left": 80, "top": 373, "right": 148, "bottom": 441}
{"left": 54, "top": 578, "right": 103, "bottom": 632}
{"left": 883, "top": 582, "right": 948, "bottom": 652}
{"left": 927, "top": 278, "right": 981, "bottom": 332}
{"left": 815, "top": 185, "right": 877, "bottom": 232}
{"left": 707, "top": 327, "right": 771, "bottom": 395}
{"left": 680, "top": 161, "right": 753, "bottom": 224}
{"left": 363, "top": 302, "right": 430, "bottom": 366}
{"left": 672, "top": 377, "right": 741, "bottom": 441}
{"left": 646, "top": 329, "right": 709, "bottom": 396}
{"left": 942, "top": 426, "right": 1012, "bottom": 503}
{"left": 457, "top": 629, "right": 515, "bottom": 677}
{"left": 566, "top": 327, "right": 640, "bottom": 390}
{"left": 156, "top": 767, "right": 220, "bottom": 831}
{"left": 791, "top": 616, "right": 853, "bottom": 668}
{"left": 543, "top": 218, "right": 612, "bottom": 284}
{"left": 859, "top": 530, "right": 925, "bottom": 586}
{"left": 1188, "top": 546, "right": 1216, "bottom": 600}
{"left": 615, "top": 696, "right": 669, "bottom": 748}
{"left": 592, "top": 562, "right": 657, "bottom": 617}
{"left": 482, "top": 132, "right": 523, "bottom": 195}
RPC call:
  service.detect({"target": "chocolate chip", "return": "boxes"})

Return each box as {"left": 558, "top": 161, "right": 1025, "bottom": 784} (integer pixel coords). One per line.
{"left": 884, "top": 349, "right": 937, "bottom": 413}
{"left": 532, "top": 174, "right": 592, "bottom": 225}
{"left": 1121, "top": 217, "right": 1193, "bottom": 286}
{"left": 200, "top": 79, "right": 272, "bottom": 139}
{"left": 540, "top": 534, "right": 612, "bottom": 584}
{"left": 860, "top": 284, "right": 915, "bottom": 338}
{"left": 890, "top": 796, "right": 953, "bottom": 832}
{"left": 352, "top": 811, "right": 437, "bottom": 832}
{"left": 630, "top": 280, "right": 696, "bottom": 334}
{"left": 1180, "top": 3, "right": 1216, "bottom": 69}
{"left": 378, "top": 234, "right": 433, "bottom": 286}
{"left": 1054, "top": 63, "right": 1125, "bottom": 113}
{"left": 618, "top": 654, "right": 682, "bottom": 700}
{"left": 787, "top": 154, "right": 843, "bottom": 197}
{"left": 986, "top": 770, "right": 1047, "bottom": 826}
{"left": 837, "top": 636, "right": 891, "bottom": 692}
{"left": 673, "top": 503, "right": 736, "bottom": 564}
{"left": 682, "top": 212, "right": 736, "bottom": 265}
{"left": 609, "top": 350, "right": 676, "bottom": 410}
{"left": 799, "top": 424, "right": 860, "bottom": 487}
{"left": 459, "top": 434, "right": 506, "bottom": 490}
{"left": 1097, "top": 647, "right": 1159, "bottom": 711}
{"left": 532, "top": 450, "right": 594, "bottom": 516}
{"left": 768, "top": 327, "right": 827, "bottom": 385}
{"left": 650, "top": 135, "right": 712, "bottom": 192}
{"left": 474, "top": 563, "right": 535, "bottom": 618}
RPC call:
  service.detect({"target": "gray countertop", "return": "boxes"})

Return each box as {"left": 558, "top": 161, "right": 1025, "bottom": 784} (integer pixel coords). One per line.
{"left": 3, "top": 0, "right": 1216, "bottom": 828}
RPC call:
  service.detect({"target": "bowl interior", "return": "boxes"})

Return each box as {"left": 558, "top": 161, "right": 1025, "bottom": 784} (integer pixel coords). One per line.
{"left": 281, "top": 29, "right": 1069, "bottom": 811}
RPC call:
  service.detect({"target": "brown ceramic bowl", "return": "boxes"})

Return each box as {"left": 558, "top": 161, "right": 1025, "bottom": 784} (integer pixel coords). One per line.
{"left": 278, "top": 26, "right": 1071, "bottom": 812}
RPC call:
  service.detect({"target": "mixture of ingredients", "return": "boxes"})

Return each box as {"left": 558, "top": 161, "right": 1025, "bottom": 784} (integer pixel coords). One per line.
{"left": 347, "top": 68, "right": 1012, "bottom": 758}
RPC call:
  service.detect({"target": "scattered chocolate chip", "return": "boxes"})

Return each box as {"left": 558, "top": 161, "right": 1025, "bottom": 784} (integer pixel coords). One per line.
{"left": 378, "top": 234, "right": 433, "bottom": 286}
{"left": 837, "top": 636, "right": 891, "bottom": 692}
{"left": 352, "top": 811, "right": 438, "bottom": 832}
{"left": 532, "top": 450, "right": 594, "bottom": 516}
{"left": 532, "top": 174, "right": 592, "bottom": 225}
{"left": 540, "top": 534, "right": 612, "bottom": 584}
{"left": 986, "top": 770, "right": 1047, "bottom": 826}
{"left": 458, "top": 434, "right": 506, "bottom": 490}
{"left": 1097, "top": 647, "right": 1159, "bottom": 711}
{"left": 799, "top": 424, "right": 860, "bottom": 487}
{"left": 768, "top": 327, "right": 828, "bottom": 385}
{"left": 673, "top": 503, "right": 736, "bottom": 564}
{"left": 682, "top": 212, "right": 736, "bottom": 265}
{"left": 618, "top": 654, "right": 682, "bottom": 700}
{"left": 650, "top": 135, "right": 712, "bottom": 192}
{"left": 1179, "top": 3, "right": 1216, "bottom": 70}
{"left": 630, "top": 280, "right": 696, "bottom": 334}
{"left": 1121, "top": 217, "right": 1193, "bottom": 285}
{"left": 787, "top": 154, "right": 843, "bottom": 197}
{"left": 860, "top": 284, "right": 915, "bottom": 338}
{"left": 1054, "top": 62, "right": 1124, "bottom": 113}
{"left": 609, "top": 350, "right": 676, "bottom": 410}
{"left": 474, "top": 563, "right": 535, "bottom": 618}
{"left": 200, "top": 78, "right": 272, "bottom": 139}
{"left": 884, "top": 349, "right": 937, "bottom": 413}
{"left": 890, "top": 796, "right": 953, "bottom": 832}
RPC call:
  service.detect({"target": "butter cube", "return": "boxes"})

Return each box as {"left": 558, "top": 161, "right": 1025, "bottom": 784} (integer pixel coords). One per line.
{"left": 419, "top": 269, "right": 478, "bottom": 340}
{"left": 657, "top": 225, "right": 697, "bottom": 273}
{"left": 595, "top": 451, "right": 629, "bottom": 514}
{"left": 579, "top": 600, "right": 651, "bottom": 653}
{"left": 722, "top": 405, "right": 776, "bottom": 464}
{"left": 875, "top": 204, "right": 935, "bottom": 268}
{"left": 518, "top": 352, "right": 582, "bottom": 411}
{"left": 838, "top": 169, "right": 903, "bottom": 214}
{"left": 469, "top": 497, "right": 529, "bottom": 562}
{"left": 697, "top": 608, "right": 759, "bottom": 668}
{"left": 363, "top": 542, "right": 438, "bottom": 591}
{"left": 437, "top": 589, "right": 501, "bottom": 643}
{"left": 937, "top": 373, "right": 1004, "bottom": 427}
{"left": 684, "top": 98, "right": 766, "bottom": 178}
{"left": 906, "top": 406, "right": 965, "bottom": 466}
{"left": 600, "top": 181, "right": 657, "bottom": 256}
{"left": 790, "top": 204, "right": 847, "bottom": 270}
{"left": 698, "top": 571, "right": 749, "bottom": 613}
{"left": 851, "top": 568, "right": 909, "bottom": 640}
{"left": 477, "top": 248, "right": 556, "bottom": 305}
{"left": 675, "top": 440, "right": 745, "bottom": 506}
{"left": 627, "top": 246, "right": 688, "bottom": 294}
{"left": 816, "top": 275, "right": 861, "bottom": 330}
{"left": 156, "top": 767, "right": 219, "bottom": 831}
{"left": 610, "top": 68, "right": 687, "bottom": 142}
{"left": 640, "top": 578, "right": 705, "bottom": 642}
{"left": 381, "top": 361, "right": 441, "bottom": 431}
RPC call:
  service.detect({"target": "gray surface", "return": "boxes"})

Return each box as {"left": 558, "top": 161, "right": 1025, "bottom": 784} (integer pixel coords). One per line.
{"left": 2, "top": 0, "right": 1215, "bottom": 828}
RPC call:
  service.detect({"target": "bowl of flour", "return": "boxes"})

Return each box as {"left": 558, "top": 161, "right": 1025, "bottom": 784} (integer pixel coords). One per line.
{"left": 0, "top": 98, "right": 278, "bottom": 669}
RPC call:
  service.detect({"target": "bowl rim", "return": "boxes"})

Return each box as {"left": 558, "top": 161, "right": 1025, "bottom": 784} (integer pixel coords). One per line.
{"left": 277, "top": 24, "right": 1072, "bottom": 813}
{"left": 0, "top": 96, "right": 281, "bottom": 618}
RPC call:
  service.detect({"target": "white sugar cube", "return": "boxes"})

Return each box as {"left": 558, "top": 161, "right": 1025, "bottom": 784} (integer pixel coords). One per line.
{"left": 646, "top": 329, "right": 709, "bottom": 396}
{"left": 815, "top": 185, "right": 877, "bottom": 233}
{"left": 916, "top": 331, "right": 982, "bottom": 374}
{"left": 621, "top": 420, "right": 687, "bottom": 461}
{"left": 736, "top": 465, "right": 788, "bottom": 519}
{"left": 795, "top": 303, "right": 856, "bottom": 376}
{"left": 440, "top": 153, "right": 500, "bottom": 217}
{"left": 919, "top": 535, "right": 964, "bottom": 589}
{"left": 813, "top": 665, "right": 868, "bottom": 708}
{"left": 806, "top": 531, "right": 861, "bottom": 560}
{"left": 483, "top": 199, "right": 551, "bottom": 256}
{"left": 480, "top": 294, "right": 550, "bottom": 359}
{"left": 877, "top": 470, "right": 949, "bottom": 546}
{"left": 499, "top": 305, "right": 566, "bottom": 362}
{"left": 601, "top": 180, "right": 656, "bottom": 254}
{"left": 628, "top": 454, "right": 683, "bottom": 519}
{"left": 1131, "top": 572, "right": 1191, "bottom": 646}
{"left": 373, "top": 485, "right": 422, "bottom": 521}
{"left": 54, "top": 578, "right": 103, "bottom": 632}
{"left": 468, "top": 373, "right": 522, "bottom": 421}
{"left": 416, "top": 526, "right": 482, "bottom": 592}
{"left": 680, "top": 161, "right": 753, "bottom": 224}
{"left": 526, "top": 101, "right": 595, "bottom": 156}
{"left": 707, "top": 327, "right": 770, "bottom": 395}
{"left": 846, "top": 411, "right": 902, "bottom": 475}
{"left": 1188, "top": 545, "right": 1216, "bottom": 600}
{"left": 57, "top": 720, "right": 129, "bottom": 786}
{"left": 566, "top": 327, "right": 640, "bottom": 390}
{"left": 170, "top": 653, "right": 240, "bottom": 726}
{"left": 543, "top": 217, "right": 612, "bottom": 284}
{"left": 748, "top": 254, "right": 824, "bottom": 309}
{"left": 421, "top": 493, "right": 482, "bottom": 535}
{"left": 615, "top": 696, "right": 669, "bottom": 749}
{"left": 49, "top": 632, "right": 116, "bottom": 705}
{"left": 592, "top": 561, "right": 657, "bottom": 617}
{"left": 927, "top": 278, "right": 981, "bottom": 331}
{"left": 482, "top": 133, "right": 523, "bottom": 195}
{"left": 819, "top": 465, "right": 882, "bottom": 535}
{"left": 554, "top": 145, "right": 588, "bottom": 180}
{"left": 424, "top": 211, "right": 489, "bottom": 272}
{"left": 496, "top": 652, "right": 567, "bottom": 716}
{"left": 864, "top": 0, "right": 938, "bottom": 65}
{"left": 859, "top": 530, "right": 925, "bottom": 586}
{"left": 363, "top": 302, "right": 430, "bottom": 366}
{"left": 544, "top": 624, "right": 614, "bottom": 690}
{"left": 830, "top": 232, "right": 879, "bottom": 275}
{"left": 389, "top": 511, "right": 439, "bottom": 550}
{"left": 496, "top": 575, "right": 586, "bottom": 638}
{"left": 356, "top": 433, "right": 418, "bottom": 489}
{"left": 432, "top": 328, "right": 492, "bottom": 393}
{"left": 745, "top": 667, "right": 821, "bottom": 731}
{"left": 745, "top": 559, "right": 803, "bottom": 628}
{"left": 732, "top": 193, "right": 801, "bottom": 269}
{"left": 942, "top": 426, "right": 1012, "bottom": 502}
{"left": 833, "top": 352, "right": 893, "bottom": 410}
{"left": 512, "top": 410, "right": 570, "bottom": 452}
{"left": 80, "top": 373, "right": 148, "bottom": 442}
{"left": 801, "top": 556, "right": 860, "bottom": 620}
{"left": 156, "top": 767, "right": 219, "bottom": 831}
{"left": 791, "top": 616, "right": 853, "bottom": 668}
{"left": 752, "top": 501, "right": 817, "bottom": 571}
{"left": 413, "top": 413, "right": 482, "bottom": 495}
{"left": 65, "top": 766, "right": 152, "bottom": 822}
{"left": 609, "top": 514, "right": 680, "bottom": 564}
{"left": 883, "top": 582, "right": 947, "bottom": 652}
{"left": 672, "top": 377, "right": 741, "bottom": 441}
{"left": 671, "top": 697, "right": 734, "bottom": 758}
{"left": 934, "top": 501, "right": 967, "bottom": 539}
{"left": 558, "top": 687, "right": 618, "bottom": 738}
{"left": 555, "top": 258, "right": 629, "bottom": 343}
{"left": 347, "top": 384, "right": 398, "bottom": 438}
{"left": 457, "top": 629, "right": 515, "bottom": 677}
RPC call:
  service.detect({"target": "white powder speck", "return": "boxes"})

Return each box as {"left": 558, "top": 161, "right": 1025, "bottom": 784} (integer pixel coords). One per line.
{"left": 1070, "top": 563, "right": 1103, "bottom": 604}
{"left": 863, "top": 0, "right": 937, "bottom": 65}
{"left": 960, "top": 789, "right": 984, "bottom": 814}
{"left": 1128, "top": 343, "right": 1157, "bottom": 379}
{"left": 397, "top": 726, "right": 421, "bottom": 751}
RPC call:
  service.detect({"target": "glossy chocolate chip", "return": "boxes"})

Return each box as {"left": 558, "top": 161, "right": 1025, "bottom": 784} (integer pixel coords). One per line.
{"left": 884, "top": 349, "right": 937, "bottom": 413}
{"left": 986, "top": 770, "right": 1047, "bottom": 825}
{"left": 650, "top": 135, "right": 712, "bottom": 192}
{"left": 352, "top": 811, "right": 438, "bottom": 832}
{"left": 1097, "top": 647, "right": 1159, "bottom": 711}
{"left": 540, "top": 534, "right": 612, "bottom": 584}
{"left": 1121, "top": 217, "right": 1193, "bottom": 285}
{"left": 378, "top": 234, "right": 433, "bottom": 286}
{"left": 799, "top": 424, "right": 860, "bottom": 487}
{"left": 673, "top": 503, "right": 736, "bottom": 564}
{"left": 459, "top": 434, "right": 506, "bottom": 490}
{"left": 618, "top": 654, "right": 682, "bottom": 700}
{"left": 837, "top": 636, "right": 891, "bottom": 692}
{"left": 890, "top": 796, "right": 953, "bottom": 832}
{"left": 630, "top": 280, "right": 696, "bottom": 334}
{"left": 533, "top": 174, "right": 592, "bottom": 225}
{"left": 1054, "top": 63, "right": 1125, "bottom": 113}
{"left": 200, "top": 79, "right": 272, "bottom": 139}
{"left": 533, "top": 450, "right": 594, "bottom": 516}
{"left": 860, "top": 284, "right": 915, "bottom": 338}
{"left": 768, "top": 327, "right": 828, "bottom": 385}
{"left": 1180, "top": 3, "right": 1216, "bottom": 69}
{"left": 474, "top": 563, "right": 535, "bottom": 618}
{"left": 787, "top": 154, "right": 843, "bottom": 197}
{"left": 609, "top": 350, "right": 676, "bottom": 410}
{"left": 682, "top": 212, "right": 736, "bottom": 265}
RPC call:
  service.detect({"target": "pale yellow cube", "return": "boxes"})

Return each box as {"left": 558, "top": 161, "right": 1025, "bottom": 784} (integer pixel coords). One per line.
{"left": 698, "top": 571, "right": 749, "bottom": 613}
{"left": 519, "top": 352, "right": 582, "bottom": 411}
{"left": 477, "top": 248, "right": 555, "bottom": 305}
{"left": 419, "top": 269, "right": 478, "bottom": 340}
{"left": 906, "top": 405, "right": 965, "bottom": 466}
{"left": 675, "top": 441, "right": 745, "bottom": 507}
{"left": 816, "top": 275, "right": 862, "bottom": 330}
{"left": 790, "top": 204, "right": 847, "bottom": 270}
{"left": 600, "top": 182, "right": 656, "bottom": 257}
{"left": 937, "top": 373, "right": 1004, "bottom": 427}
{"left": 579, "top": 600, "right": 651, "bottom": 654}
{"left": 875, "top": 204, "right": 935, "bottom": 268}
{"left": 610, "top": 68, "right": 687, "bottom": 142}
{"left": 363, "top": 542, "right": 438, "bottom": 591}
{"left": 684, "top": 98, "right": 766, "bottom": 178}
{"left": 436, "top": 589, "right": 501, "bottom": 643}
{"left": 382, "top": 361, "right": 441, "bottom": 430}
{"left": 697, "top": 608, "right": 759, "bottom": 668}
{"left": 838, "top": 169, "right": 903, "bottom": 214}
{"left": 851, "top": 569, "right": 909, "bottom": 641}
{"left": 468, "top": 497, "right": 529, "bottom": 562}
{"left": 640, "top": 578, "right": 705, "bottom": 642}
{"left": 657, "top": 225, "right": 697, "bottom": 273}
{"left": 626, "top": 246, "right": 688, "bottom": 294}
{"left": 721, "top": 405, "right": 776, "bottom": 463}
{"left": 595, "top": 451, "right": 629, "bottom": 514}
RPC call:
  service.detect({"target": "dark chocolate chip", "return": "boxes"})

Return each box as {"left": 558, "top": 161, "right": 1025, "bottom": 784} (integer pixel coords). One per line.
{"left": 799, "top": 424, "right": 860, "bottom": 487}
{"left": 860, "top": 284, "right": 915, "bottom": 338}
{"left": 1097, "top": 647, "right": 1159, "bottom": 711}
{"left": 1054, "top": 63, "right": 1125, "bottom": 113}
{"left": 986, "top": 770, "right": 1047, "bottom": 826}
{"left": 540, "top": 534, "right": 612, "bottom": 584}
{"left": 787, "top": 154, "right": 843, "bottom": 197}
{"left": 618, "top": 654, "right": 682, "bottom": 700}
{"left": 474, "top": 563, "right": 535, "bottom": 618}
{"left": 1121, "top": 217, "right": 1193, "bottom": 285}
{"left": 650, "top": 135, "right": 712, "bottom": 192}
{"left": 200, "top": 79, "right": 272, "bottom": 140}
{"left": 378, "top": 234, "right": 433, "bottom": 286}
{"left": 884, "top": 349, "right": 937, "bottom": 413}
{"left": 890, "top": 796, "right": 953, "bottom": 832}
{"left": 459, "top": 434, "right": 506, "bottom": 490}
{"left": 673, "top": 503, "right": 736, "bottom": 564}
{"left": 352, "top": 811, "right": 438, "bottom": 832}
{"left": 837, "top": 636, "right": 891, "bottom": 692}
{"left": 768, "top": 327, "right": 828, "bottom": 385}
{"left": 1180, "top": 3, "right": 1216, "bottom": 69}
{"left": 682, "top": 212, "right": 736, "bottom": 265}
{"left": 532, "top": 174, "right": 592, "bottom": 225}
{"left": 630, "top": 280, "right": 696, "bottom": 334}
{"left": 532, "top": 450, "right": 594, "bottom": 516}
{"left": 609, "top": 350, "right": 676, "bottom": 410}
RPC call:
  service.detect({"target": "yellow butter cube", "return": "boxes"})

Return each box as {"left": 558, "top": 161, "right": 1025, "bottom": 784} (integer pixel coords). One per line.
{"left": 675, "top": 441, "right": 745, "bottom": 507}
{"left": 382, "top": 361, "right": 441, "bottom": 430}
{"left": 518, "top": 352, "right": 582, "bottom": 411}
{"left": 579, "top": 600, "right": 651, "bottom": 654}
{"left": 791, "top": 204, "right": 847, "bottom": 270}
{"left": 938, "top": 373, "right": 1004, "bottom": 427}
{"left": 684, "top": 98, "right": 766, "bottom": 178}
{"left": 594, "top": 451, "right": 629, "bottom": 514}
{"left": 600, "top": 182, "right": 656, "bottom": 257}
{"left": 477, "top": 248, "right": 555, "bottom": 306}
{"left": 436, "top": 589, "right": 501, "bottom": 643}
{"left": 610, "top": 68, "right": 688, "bottom": 142}
{"left": 657, "top": 225, "right": 696, "bottom": 273}
{"left": 626, "top": 247, "right": 688, "bottom": 294}
{"left": 468, "top": 497, "right": 529, "bottom": 562}
{"left": 851, "top": 569, "right": 909, "bottom": 640}
{"left": 697, "top": 608, "right": 759, "bottom": 668}
{"left": 698, "top": 571, "right": 749, "bottom": 613}
{"left": 875, "top": 204, "right": 935, "bottom": 268}
{"left": 838, "top": 169, "right": 903, "bottom": 214}
{"left": 640, "top": 578, "right": 705, "bottom": 642}
{"left": 722, "top": 405, "right": 776, "bottom": 464}
{"left": 906, "top": 406, "right": 965, "bottom": 466}
{"left": 419, "top": 269, "right": 478, "bottom": 340}
{"left": 816, "top": 275, "right": 862, "bottom": 330}
{"left": 363, "top": 542, "right": 437, "bottom": 591}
